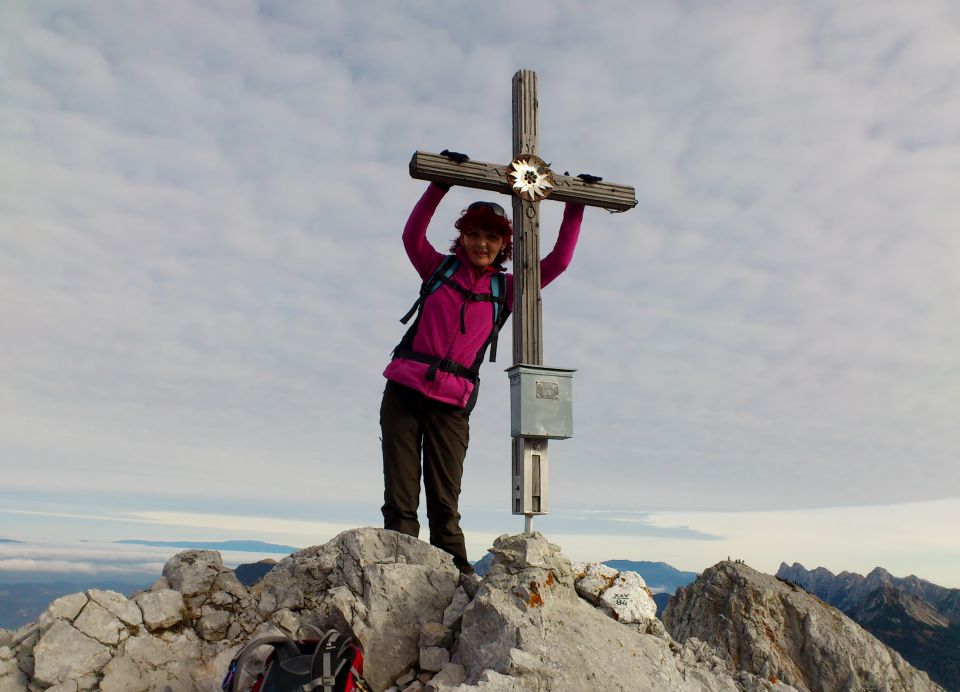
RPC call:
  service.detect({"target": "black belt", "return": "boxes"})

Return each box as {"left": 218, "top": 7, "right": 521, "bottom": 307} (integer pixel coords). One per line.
{"left": 393, "top": 349, "right": 479, "bottom": 383}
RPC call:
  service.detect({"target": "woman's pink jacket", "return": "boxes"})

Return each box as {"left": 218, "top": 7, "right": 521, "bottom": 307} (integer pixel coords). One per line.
{"left": 383, "top": 183, "right": 584, "bottom": 408}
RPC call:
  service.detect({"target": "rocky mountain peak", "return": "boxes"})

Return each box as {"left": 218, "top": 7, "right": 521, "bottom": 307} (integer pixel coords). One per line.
{"left": 776, "top": 560, "right": 960, "bottom": 689}
{"left": 864, "top": 566, "right": 893, "bottom": 587}
{"left": 0, "top": 528, "right": 796, "bottom": 692}
{"left": 0, "top": 533, "right": 947, "bottom": 691}
{"left": 665, "top": 560, "right": 943, "bottom": 692}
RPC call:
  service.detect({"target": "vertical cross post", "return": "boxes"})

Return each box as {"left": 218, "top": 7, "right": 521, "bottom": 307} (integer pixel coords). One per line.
{"left": 511, "top": 70, "right": 547, "bottom": 532}
{"left": 511, "top": 70, "right": 543, "bottom": 364}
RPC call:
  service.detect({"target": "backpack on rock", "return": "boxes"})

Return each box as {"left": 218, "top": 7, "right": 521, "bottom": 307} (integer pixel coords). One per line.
{"left": 222, "top": 628, "right": 371, "bottom": 692}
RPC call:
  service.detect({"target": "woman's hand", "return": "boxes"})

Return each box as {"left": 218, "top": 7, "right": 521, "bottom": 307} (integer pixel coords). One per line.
{"left": 440, "top": 149, "right": 470, "bottom": 163}
{"left": 434, "top": 149, "right": 470, "bottom": 191}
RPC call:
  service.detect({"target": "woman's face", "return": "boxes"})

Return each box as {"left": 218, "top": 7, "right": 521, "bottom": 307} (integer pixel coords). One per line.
{"left": 461, "top": 226, "right": 504, "bottom": 270}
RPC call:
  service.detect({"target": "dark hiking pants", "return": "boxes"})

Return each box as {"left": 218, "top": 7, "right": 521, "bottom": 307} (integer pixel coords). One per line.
{"left": 380, "top": 380, "right": 471, "bottom": 570}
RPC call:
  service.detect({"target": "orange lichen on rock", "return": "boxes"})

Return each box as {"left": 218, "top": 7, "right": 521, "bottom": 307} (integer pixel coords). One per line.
{"left": 527, "top": 581, "right": 544, "bottom": 608}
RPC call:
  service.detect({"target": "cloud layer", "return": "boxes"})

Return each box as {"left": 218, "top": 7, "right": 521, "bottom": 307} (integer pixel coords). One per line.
{"left": 1, "top": 1, "right": 958, "bottom": 527}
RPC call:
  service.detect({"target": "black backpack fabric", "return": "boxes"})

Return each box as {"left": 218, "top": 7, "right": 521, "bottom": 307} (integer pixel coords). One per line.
{"left": 221, "top": 629, "right": 371, "bottom": 692}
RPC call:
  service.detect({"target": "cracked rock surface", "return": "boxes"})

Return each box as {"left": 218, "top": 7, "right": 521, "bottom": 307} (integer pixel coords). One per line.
{"left": 0, "top": 528, "right": 940, "bottom": 692}
{"left": 450, "top": 533, "right": 771, "bottom": 692}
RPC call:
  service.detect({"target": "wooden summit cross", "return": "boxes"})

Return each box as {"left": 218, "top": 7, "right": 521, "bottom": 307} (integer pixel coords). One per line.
{"left": 410, "top": 69, "right": 636, "bottom": 531}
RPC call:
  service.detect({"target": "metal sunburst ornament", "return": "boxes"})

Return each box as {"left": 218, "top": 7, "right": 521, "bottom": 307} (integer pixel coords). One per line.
{"left": 508, "top": 154, "right": 555, "bottom": 201}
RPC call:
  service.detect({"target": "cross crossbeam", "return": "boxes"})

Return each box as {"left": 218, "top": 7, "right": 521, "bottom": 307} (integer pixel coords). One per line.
{"left": 409, "top": 152, "right": 637, "bottom": 211}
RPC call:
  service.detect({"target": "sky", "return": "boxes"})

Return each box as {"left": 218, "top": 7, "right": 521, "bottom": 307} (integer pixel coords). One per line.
{"left": 1, "top": 1, "right": 959, "bottom": 587}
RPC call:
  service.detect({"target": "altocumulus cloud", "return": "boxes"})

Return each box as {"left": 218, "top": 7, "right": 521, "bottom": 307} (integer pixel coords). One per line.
{"left": 0, "top": 0, "right": 958, "bottom": 531}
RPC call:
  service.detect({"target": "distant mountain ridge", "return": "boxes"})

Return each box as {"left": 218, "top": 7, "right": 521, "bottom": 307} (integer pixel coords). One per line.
{"left": 234, "top": 559, "right": 277, "bottom": 586}
{"left": 115, "top": 539, "right": 298, "bottom": 553}
{"left": 602, "top": 560, "right": 698, "bottom": 593}
{"left": 778, "top": 563, "right": 960, "bottom": 622}
{"left": 777, "top": 561, "right": 960, "bottom": 691}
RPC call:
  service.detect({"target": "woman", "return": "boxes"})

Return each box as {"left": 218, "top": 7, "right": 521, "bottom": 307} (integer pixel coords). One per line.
{"left": 381, "top": 181, "right": 584, "bottom": 573}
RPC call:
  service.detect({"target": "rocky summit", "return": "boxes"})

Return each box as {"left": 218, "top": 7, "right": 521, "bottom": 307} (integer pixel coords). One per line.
{"left": 776, "top": 562, "right": 960, "bottom": 691}
{"left": 0, "top": 529, "right": 940, "bottom": 692}
{"left": 664, "top": 560, "right": 944, "bottom": 692}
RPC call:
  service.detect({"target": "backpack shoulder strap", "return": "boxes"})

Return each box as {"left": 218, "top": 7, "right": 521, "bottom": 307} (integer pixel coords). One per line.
{"left": 486, "top": 272, "right": 510, "bottom": 363}
{"left": 399, "top": 255, "right": 460, "bottom": 324}
{"left": 491, "top": 273, "right": 508, "bottom": 327}
{"left": 305, "top": 629, "right": 367, "bottom": 692}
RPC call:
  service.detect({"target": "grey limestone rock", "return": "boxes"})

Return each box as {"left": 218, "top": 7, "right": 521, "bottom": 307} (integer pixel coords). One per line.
{"left": 134, "top": 589, "right": 186, "bottom": 631}
{"left": 86, "top": 589, "right": 142, "bottom": 627}
{"left": 37, "top": 593, "right": 88, "bottom": 633}
{"left": 99, "top": 630, "right": 204, "bottom": 692}
{"left": 226, "top": 622, "right": 245, "bottom": 641}
{"left": 149, "top": 576, "right": 170, "bottom": 592}
{"left": 4, "top": 528, "right": 939, "bottom": 692}
{"left": 45, "top": 681, "right": 78, "bottom": 692}
{"left": 420, "top": 645, "right": 450, "bottom": 672}
{"left": 163, "top": 550, "right": 223, "bottom": 609}
{"left": 395, "top": 669, "right": 417, "bottom": 687}
{"left": 47, "top": 675, "right": 98, "bottom": 692}
{"left": 209, "top": 591, "right": 234, "bottom": 607}
{"left": 11, "top": 623, "right": 37, "bottom": 649}
{"left": 452, "top": 533, "right": 748, "bottom": 691}
{"left": 664, "top": 560, "right": 943, "bottom": 692}
{"left": 442, "top": 587, "right": 471, "bottom": 629}
{"left": 451, "top": 668, "right": 525, "bottom": 691}
{"left": 598, "top": 571, "right": 657, "bottom": 623}
{"left": 32, "top": 621, "right": 111, "bottom": 687}
{"left": 270, "top": 607, "right": 300, "bottom": 635}
{"left": 13, "top": 631, "right": 37, "bottom": 679}
{"left": 197, "top": 610, "right": 231, "bottom": 642}
{"left": 571, "top": 561, "right": 618, "bottom": 605}
{"left": 215, "top": 571, "right": 249, "bottom": 600}
{"left": 0, "top": 644, "right": 27, "bottom": 692}
{"left": 420, "top": 622, "right": 454, "bottom": 649}
{"left": 572, "top": 561, "right": 659, "bottom": 626}
{"left": 73, "top": 601, "right": 122, "bottom": 645}
{"left": 427, "top": 662, "right": 466, "bottom": 690}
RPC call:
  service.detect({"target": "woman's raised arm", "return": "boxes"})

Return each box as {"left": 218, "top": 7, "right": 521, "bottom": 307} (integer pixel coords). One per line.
{"left": 403, "top": 183, "right": 448, "bottom": 279}
{"left": 540, "top": 202, "right": 585, "bottom": 288}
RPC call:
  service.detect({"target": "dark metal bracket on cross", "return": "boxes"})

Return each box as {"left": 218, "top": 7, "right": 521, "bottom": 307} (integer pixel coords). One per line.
{"left": 409, "top": 69, "right": 637, "bottom": 530}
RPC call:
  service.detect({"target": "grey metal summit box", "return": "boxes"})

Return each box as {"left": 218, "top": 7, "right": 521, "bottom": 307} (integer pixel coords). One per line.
{"left": 507, "top": 365, "right": 575, "bottom": 439}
